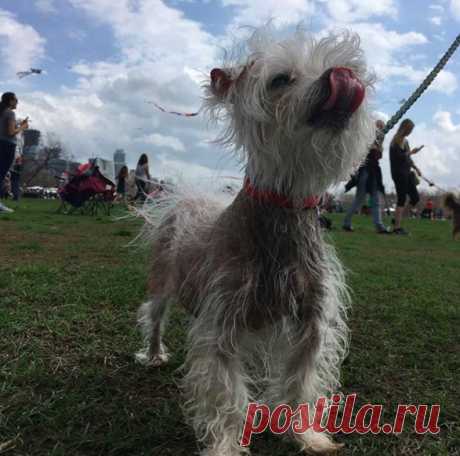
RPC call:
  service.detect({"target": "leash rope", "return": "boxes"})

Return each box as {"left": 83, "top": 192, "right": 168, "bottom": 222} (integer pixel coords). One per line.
{"left": 419, "top": 175, "right": 448, "bottom": 193}
{"left": 382, "top": 34, "right": 460, "bottom": 135}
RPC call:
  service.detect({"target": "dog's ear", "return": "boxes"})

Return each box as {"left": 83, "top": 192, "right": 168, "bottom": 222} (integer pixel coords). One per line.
{"left": 210, "top": 68, "right": 233, "bottom": 98}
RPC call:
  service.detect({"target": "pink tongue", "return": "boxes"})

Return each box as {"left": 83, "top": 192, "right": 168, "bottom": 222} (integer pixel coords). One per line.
{"left": 322, "top": 67, "right": 365, "bottom": 114}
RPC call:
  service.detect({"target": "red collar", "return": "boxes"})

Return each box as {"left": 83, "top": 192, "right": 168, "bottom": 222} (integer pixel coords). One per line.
{"left": 243, "top": 178, "right": 320, "bottom": 209}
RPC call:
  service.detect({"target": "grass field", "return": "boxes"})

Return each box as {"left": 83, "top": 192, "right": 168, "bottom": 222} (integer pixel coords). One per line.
{"left": 1, "top": 198, "right": 459, "bottom": 456}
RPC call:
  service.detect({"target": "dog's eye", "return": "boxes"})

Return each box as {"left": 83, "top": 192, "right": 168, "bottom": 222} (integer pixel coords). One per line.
{"left": 269, "top": 74, "right": 292, "bottom": 90}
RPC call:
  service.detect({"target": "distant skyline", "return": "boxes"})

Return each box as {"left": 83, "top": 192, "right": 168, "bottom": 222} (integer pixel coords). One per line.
{"left": 1, "top": 0, "right": 460, "bottom": 191}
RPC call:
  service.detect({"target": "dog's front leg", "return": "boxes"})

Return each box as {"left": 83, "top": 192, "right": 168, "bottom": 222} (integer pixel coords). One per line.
{"left": 135, "top": 298, "right": 170, "bottom": 367}
{"left": 276, "top": 319, "right": 344, "bottom": 455}
{"left": 182, "top": 316, "right": 251, "bottom": 456}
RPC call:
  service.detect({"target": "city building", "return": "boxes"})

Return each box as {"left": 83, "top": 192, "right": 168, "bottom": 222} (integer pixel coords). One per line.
{"left": 113, "top": 149, "right": 126, "bottom": 177}
{"left": 22, "top": 129, "right": 41, "bottom": 159}
{"left": 23, "top": 129, "right": 41, "bottom": 148}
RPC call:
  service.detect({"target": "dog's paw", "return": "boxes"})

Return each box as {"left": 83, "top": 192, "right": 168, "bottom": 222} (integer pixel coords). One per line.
{"left": 134, "top": 350, "right": 169, "bottom": 367}
{"left": 298, "top": 429, "right": 343, "bottom": 454}
{"left": 151, "top": 352, "right": 170, "bottom": 367}
{"left": 134, "top": 350, "right": 150, "bottom": 366}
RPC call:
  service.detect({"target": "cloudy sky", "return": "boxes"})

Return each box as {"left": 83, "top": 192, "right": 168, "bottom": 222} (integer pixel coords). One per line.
{"left": 1, "top": 0, "right": 460, "bottom": 191}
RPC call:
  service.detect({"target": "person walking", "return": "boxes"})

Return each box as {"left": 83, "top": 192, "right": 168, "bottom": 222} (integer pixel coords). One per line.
{"left": 389, "top": 118, "right": 424, "bottom": 235}
{"left": 0, "top": 92, "right": 28, "bottom": 213}
{"left": 343, "top": 119, "right": 390, "bottom": 233}
{"left": 116, "top": 165, "right": 129, "bottom": 204}
{"left": 134, "top": 154, "right": 151, "bottom": 202}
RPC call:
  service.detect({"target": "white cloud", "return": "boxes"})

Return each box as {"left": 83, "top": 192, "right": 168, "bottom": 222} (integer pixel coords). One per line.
{"left": 429, "top": 70, "right": 458, "bottom": 94}
{"left": 35, "top": 0, "right": 58, "bottom": 14}
{"left": 222, "top": 0, "right": 315, "bottom": 29}
{"left": 451, "top": 0, "right": 460, "bottom": 20}
{"left": 347, "top": 23, "right": 427, "bottom": 63}
{"left": 68, "top": 0, "right": 216, "bottom": 72}
{"left": 0, "top": 9, "right": 46, "bottom": 77}
{"left": 372, "top": 65, "right": 457, "bottom": 98}
{"left": 137, "top": 133, "right": 186, "bottom": 153}
{"left": 67, "top": 29, "right": 88, "bottom": 41}
{"left": 429, "top": 4, "right": 445, "bottom": 12}
{"left": 407, "top": 53, "right": 428, "bottom": 62}
{"left": 434, "top": 110, "right": 460, "bottom": 131}
{"left": 17, "top": 82, "right": 217, "bottom": 174}
{"left": 433, "top": 32, "right": 446, "bottom": 42}
{"left": 322, "top": 0, "right": 398, "bottom": 22}
{"left": 222, "top": 0, "right": 397, "bottom": 32}
{"left": 430, "top": 16, "right": 442, "bottom": 25}
{"left": 155, "top": 154, "right": 240, "bottom": 184}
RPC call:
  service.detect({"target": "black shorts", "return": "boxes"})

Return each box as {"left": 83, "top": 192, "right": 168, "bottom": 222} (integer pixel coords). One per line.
{"left": 393, "top": 172, "right": 420, "bottom": 207}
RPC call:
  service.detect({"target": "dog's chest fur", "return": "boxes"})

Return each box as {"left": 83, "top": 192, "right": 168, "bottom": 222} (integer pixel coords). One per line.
{"left": 177, "top": 191, "right": 327, "bottom": 329}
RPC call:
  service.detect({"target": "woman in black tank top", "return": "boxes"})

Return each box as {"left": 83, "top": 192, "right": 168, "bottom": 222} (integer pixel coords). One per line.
{"left": 389, "top": 119, "right": 424, "bottom": 235}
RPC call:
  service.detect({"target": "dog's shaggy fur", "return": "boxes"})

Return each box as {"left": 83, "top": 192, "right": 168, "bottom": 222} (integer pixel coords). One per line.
{"left": 135, "top": 27, "right": 375, "bottom": 455}
{"left": 445, "top": 193, "right": 460, "bottom": 240}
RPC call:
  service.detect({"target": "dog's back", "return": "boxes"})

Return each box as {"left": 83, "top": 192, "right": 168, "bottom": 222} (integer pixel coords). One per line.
{"left": 445, "top": 193, "right": 460, "bottom": 239}
{"left": 143, "top": 193, "right": 229, "bottom": 312}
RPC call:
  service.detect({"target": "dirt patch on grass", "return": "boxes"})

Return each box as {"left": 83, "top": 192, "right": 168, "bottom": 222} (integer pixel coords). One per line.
{"left": 0, "top": 222, "right": 137, "bottom": 266}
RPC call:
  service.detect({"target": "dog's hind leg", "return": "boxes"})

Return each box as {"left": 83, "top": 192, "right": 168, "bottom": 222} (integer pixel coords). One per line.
{"left": 183, "top": 319, "right": 251, "bottom": 456}
{"left": 135, "top": 297, "right": 170, "bottom": 367}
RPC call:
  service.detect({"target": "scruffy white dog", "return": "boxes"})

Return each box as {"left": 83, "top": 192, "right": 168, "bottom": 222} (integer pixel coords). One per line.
{"left": 135, "top": 26, "right": 374, "bottom": 455}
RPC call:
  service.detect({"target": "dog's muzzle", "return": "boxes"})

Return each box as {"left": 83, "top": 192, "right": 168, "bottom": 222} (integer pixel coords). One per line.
{"left": 308, "top": 67, "right": 365, "bottom": 128}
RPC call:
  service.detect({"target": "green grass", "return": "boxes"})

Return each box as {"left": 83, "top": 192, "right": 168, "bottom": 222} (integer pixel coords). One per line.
{"left": 1, "top": 199, "right": 459, "bottom": 455}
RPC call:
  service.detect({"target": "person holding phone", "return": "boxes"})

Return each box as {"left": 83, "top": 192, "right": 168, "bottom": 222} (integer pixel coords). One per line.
{"left": 0, "top": 92, "right": 28, "bottom": 213}
{"left": 389, "top": 118, "right": 424, "bottom": 235}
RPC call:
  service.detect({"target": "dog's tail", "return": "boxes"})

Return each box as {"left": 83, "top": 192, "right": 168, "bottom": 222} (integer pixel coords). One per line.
{"left": 444, "top": 193, "right": 460, "bottom": 211}
{"left": 132, "top": 179, "right": 234, "bottom": 247}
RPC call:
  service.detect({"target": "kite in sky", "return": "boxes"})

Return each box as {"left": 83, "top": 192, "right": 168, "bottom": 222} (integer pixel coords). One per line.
{"left": 146, "top": 101, "right": 199, "bottom": 117}
{"left": 17, "top": 68, "right": 43, "bottom": 79}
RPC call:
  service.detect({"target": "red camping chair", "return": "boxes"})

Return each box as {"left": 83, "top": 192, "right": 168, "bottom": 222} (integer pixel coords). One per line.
{"left": 57, "top": 163, "right": 116, "bottom": 215}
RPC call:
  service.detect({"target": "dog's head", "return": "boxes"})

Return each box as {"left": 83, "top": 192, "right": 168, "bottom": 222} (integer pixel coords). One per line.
{"left": 204, "top": 27, "right": 375, "bottom": 197}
